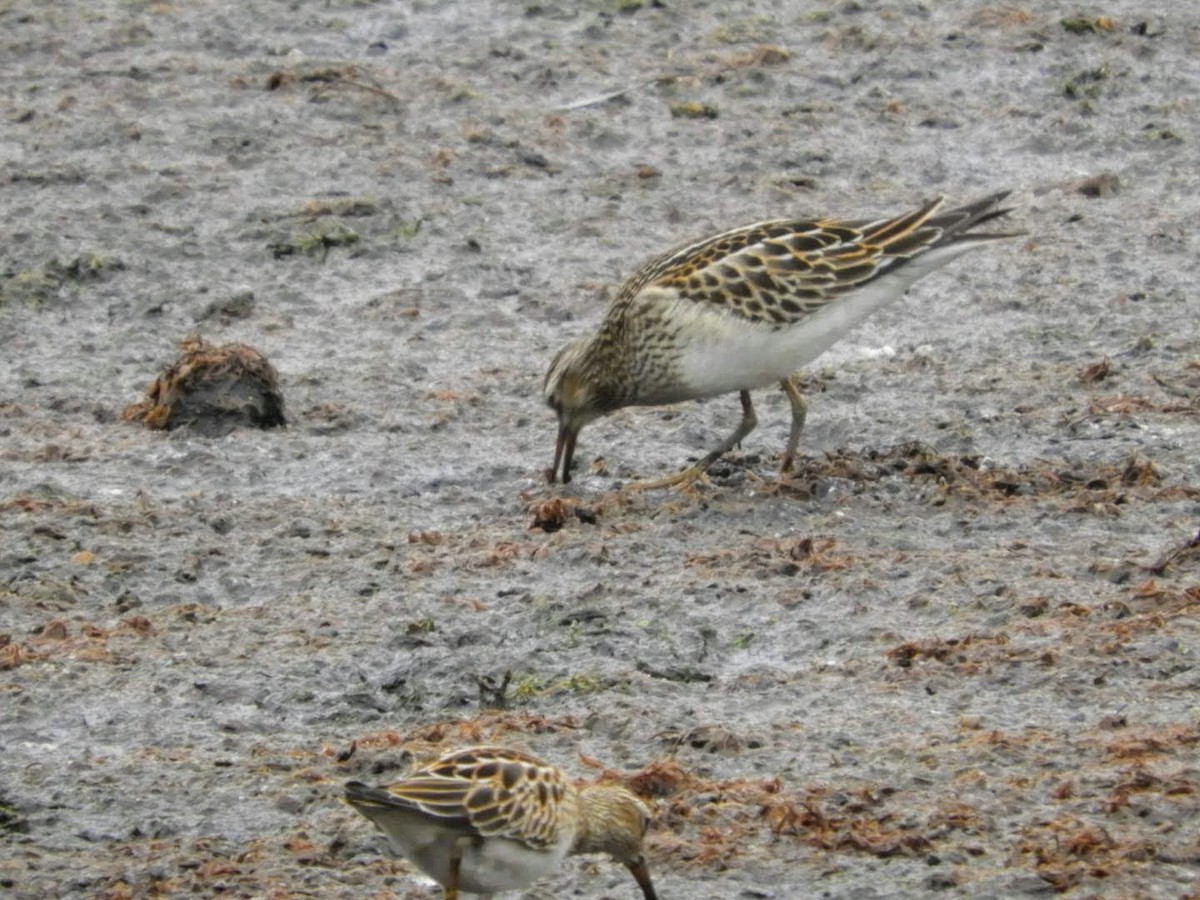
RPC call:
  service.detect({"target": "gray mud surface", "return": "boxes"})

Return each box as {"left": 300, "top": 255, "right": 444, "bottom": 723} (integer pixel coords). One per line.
{"left": 2, "top": 2, "right": 1199, "bottom": 897}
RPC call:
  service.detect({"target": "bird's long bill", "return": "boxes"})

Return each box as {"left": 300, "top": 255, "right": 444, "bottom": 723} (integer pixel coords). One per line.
{"left": 552, "top": 422, "right": 577, "bottom": 484}
{"left": 626, "top": 858, "right": 658, "bottom": 900}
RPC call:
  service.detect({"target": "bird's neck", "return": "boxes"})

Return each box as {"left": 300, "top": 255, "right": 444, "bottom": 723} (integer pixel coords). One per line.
{"left": 580, "top": 320, "right": 643, "bottom": 409}
{"left": 570, "top": 785, "right": 628, "bottom": 856}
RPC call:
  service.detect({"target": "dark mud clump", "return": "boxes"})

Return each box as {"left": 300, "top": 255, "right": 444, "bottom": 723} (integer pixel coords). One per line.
{"left": 122, "top": 336, "right": 286, "bottom": 436}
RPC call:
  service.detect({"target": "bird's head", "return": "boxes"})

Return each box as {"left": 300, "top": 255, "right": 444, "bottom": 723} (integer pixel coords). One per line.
{"left": 543, "top": 339, "right": 611, "bottom": 483}
{"left": 574, "top": 784, "right": 657, "bottom": 900}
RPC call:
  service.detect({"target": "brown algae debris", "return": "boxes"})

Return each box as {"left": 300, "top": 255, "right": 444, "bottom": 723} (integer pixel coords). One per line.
{"left": 123, "top": 336, "right": 286, "bottom": 435}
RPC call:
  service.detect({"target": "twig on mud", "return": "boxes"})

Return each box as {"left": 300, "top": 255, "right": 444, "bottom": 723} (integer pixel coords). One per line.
{"left": 554, "top": 82, "right": 649, "bottom": 112}
{"left": 476, "top": 670, "right": 513, "bottom": 709}
{"left": 334, "top": 78, "right": 402, "bottom": 104}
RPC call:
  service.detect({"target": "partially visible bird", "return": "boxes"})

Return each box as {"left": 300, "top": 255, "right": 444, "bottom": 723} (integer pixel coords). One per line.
{"left": 543, "top": 191, "right": 1020, "bottom": 486}
{"left": 344, "top": 745, "right": 657, "bottom": 899}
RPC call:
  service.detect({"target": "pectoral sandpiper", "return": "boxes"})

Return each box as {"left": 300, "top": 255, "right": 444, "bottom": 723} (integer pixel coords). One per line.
{"left": 543, "top": 191, "right": 1019, "bottom": 485}
{"left": 344, "top": 745, "right": 657, "bottom": 899}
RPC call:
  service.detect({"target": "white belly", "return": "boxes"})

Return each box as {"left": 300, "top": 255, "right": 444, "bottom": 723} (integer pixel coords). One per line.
{"left": 401, "top": 829, "right": 571, "bottom": 894}
{"left": 459, "top": 837, "right": 570, "bottom": 893}
{"left": 676, "top": 317, "right": 813, "bottom": 396}
{"left": 669, "top": 251, "right": 967, "bottom": 397}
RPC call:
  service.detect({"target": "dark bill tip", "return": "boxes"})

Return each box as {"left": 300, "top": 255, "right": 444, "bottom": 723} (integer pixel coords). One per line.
{"left": 626, "top": 858, "right": 657, "bottom": 900}
{"left": 552, "top": 423, "right": 577, "bottom": 484}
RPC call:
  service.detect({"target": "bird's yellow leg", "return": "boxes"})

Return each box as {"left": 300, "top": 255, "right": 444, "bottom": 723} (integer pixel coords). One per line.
{"left": 632, "top": 390, "right": 758, "bottom": 490}
{"left": 443, "top": 836, "right": 466, "bottom": 900}
{"left": 779, "top": 376, "right": 808, "bottom": 474}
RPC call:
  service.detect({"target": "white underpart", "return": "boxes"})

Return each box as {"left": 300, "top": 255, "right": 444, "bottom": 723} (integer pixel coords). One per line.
{"left": 675, "top": 240, "right": 983, "bottom": 398}
{"left": 455, "top": 834, "right": 573, "bottom": 893}
{"left": 395, "top": 824, "right": 574, "bottom": 893}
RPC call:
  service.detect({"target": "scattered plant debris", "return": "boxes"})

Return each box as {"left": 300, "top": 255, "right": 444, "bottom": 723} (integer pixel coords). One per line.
{"left": 122, "top": 336, "right": 286, "bottom": 435}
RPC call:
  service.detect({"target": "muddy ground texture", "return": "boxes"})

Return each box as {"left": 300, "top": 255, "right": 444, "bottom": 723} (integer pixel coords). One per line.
{"left": 2, "top": 1, "right": 1199, "bottom": 898}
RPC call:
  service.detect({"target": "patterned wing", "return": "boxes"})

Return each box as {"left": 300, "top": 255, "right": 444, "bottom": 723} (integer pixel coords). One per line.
{"left": 383, "top": 746, "right": 568, "bottom": 848}
{"left": 613, "top": 193, "right": 1013, "bottom": 328}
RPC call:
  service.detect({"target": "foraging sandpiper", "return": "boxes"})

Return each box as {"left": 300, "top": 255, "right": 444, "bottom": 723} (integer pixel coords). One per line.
{"left": 544, "top": 192, "right": 1019, "bottom": 485}
{"left": 344, "top": 745, "right": 657, "bottom": 899}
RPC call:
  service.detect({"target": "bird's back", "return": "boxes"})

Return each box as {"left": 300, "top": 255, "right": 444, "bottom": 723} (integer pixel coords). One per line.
{"left": 604, "top": 193, "right": 1019, "bottom": 401}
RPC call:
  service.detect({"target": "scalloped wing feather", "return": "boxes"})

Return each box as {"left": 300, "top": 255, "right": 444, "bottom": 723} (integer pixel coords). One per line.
{"left": 380, "top": 747, "right": 568, "bottom": 848}
{"left": 613, "top": 192, "right": 1014, "bottom": 329}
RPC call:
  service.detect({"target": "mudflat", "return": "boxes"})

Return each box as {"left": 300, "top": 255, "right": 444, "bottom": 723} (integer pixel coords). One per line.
{"left": 2, "top": 2, "right": 1197, "bottom": 897}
